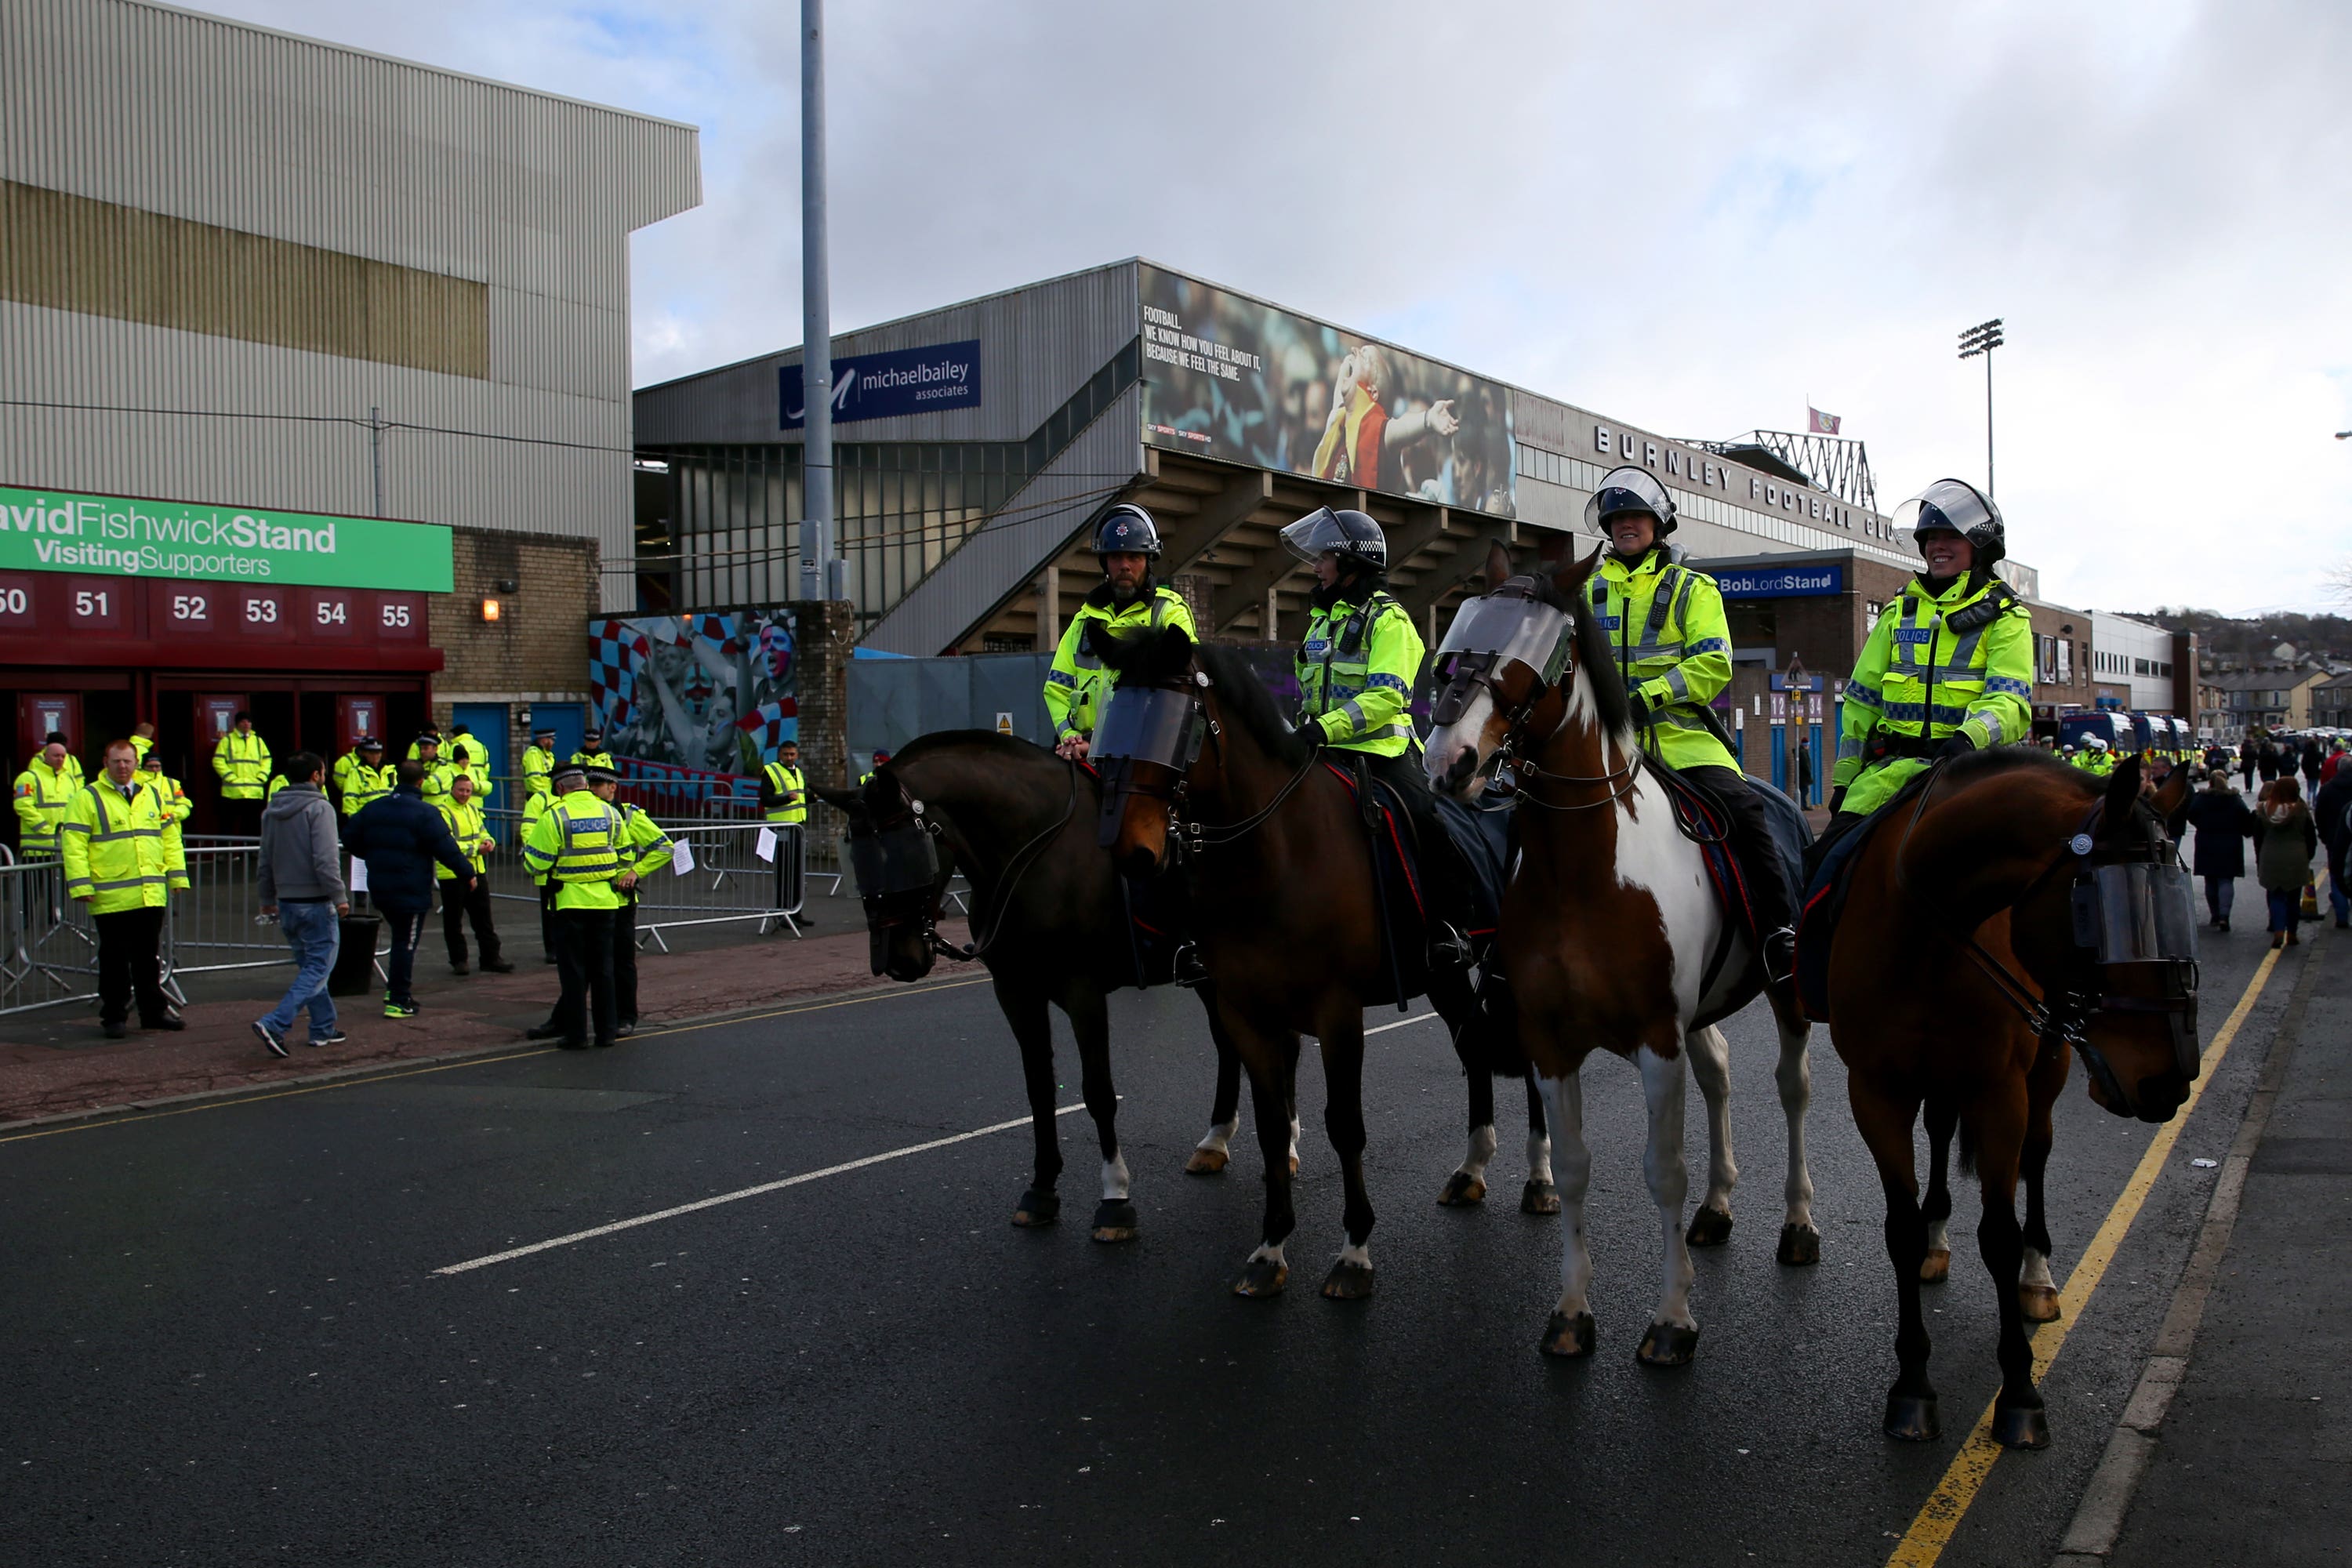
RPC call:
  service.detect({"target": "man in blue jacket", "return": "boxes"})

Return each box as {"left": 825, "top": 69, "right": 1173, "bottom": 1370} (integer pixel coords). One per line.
{"left": 344, "top": 761, "right": 477, "bottom": 1018}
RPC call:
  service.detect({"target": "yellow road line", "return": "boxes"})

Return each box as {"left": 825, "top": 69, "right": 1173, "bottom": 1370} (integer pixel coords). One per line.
{"left": 0, "top": 975, "right": 991, "bottom": 1146}
{"left": 1887, "top": 941, "right": 2285, "bottom": 1566}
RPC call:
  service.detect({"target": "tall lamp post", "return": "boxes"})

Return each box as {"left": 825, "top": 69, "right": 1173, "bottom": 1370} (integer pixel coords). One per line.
{"left": 1958, "top": 318, "right": 2004, "bottom": 497}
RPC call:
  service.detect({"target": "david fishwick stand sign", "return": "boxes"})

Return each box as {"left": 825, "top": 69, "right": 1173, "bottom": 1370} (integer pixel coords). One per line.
{"left": 0, "top": 485, "right": 455, "bottom": 592}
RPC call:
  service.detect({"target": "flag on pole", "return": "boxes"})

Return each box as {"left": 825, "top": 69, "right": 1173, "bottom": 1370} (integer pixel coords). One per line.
{"left": 1808, "top": 407, "right": 1842, "bottom": 435}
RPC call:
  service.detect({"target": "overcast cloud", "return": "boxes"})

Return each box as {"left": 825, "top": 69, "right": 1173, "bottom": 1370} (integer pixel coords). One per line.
{"left": 210, "top": 0, "right": 2352, "bottom": 615}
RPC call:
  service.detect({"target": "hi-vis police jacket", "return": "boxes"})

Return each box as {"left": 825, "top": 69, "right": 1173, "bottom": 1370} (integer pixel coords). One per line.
{"left": 1044, "top": 582, "right": 1196, "bottom": 743}
{"left": 1298, "top": 589, "right": 1421, "bottom": 758}
{"left": 1834, "top": 571, "right": 2034, "bottom": 815}
{"left": 1586, "top": 548, "right": 1739, "bottom": 774}
{"left": 60, "top": 777, "right": 187, "bottom": 914}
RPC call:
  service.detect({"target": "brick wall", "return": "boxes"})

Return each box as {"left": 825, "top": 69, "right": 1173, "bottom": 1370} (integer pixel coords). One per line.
{"left": 426, "top": 525, "right": 600, "bottom": 775}
{"left": 790, "top": 600, "right": 859, "bottom": 787}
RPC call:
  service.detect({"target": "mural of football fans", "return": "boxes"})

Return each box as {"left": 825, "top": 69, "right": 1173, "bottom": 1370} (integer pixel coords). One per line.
{"left": 1140, "top": 263, "right": 1516, "bottom": 517}
{"left": 586, "top": 609, "right": 797, "bottom": 773}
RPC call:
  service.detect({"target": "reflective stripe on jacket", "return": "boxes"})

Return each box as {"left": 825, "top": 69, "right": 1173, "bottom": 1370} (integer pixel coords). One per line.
{"left": 1834, "top": 572, "right": 2034, "bottom": 814}
{"left": 616, "top": 803, "right": 674, "bottom": 903}
{"left": 762, "top": 762, "right": 808, "bottom": 824}
{"left": 1587, "top": 550, "right": 1738, "bottom": 773}
{"left": 340, "top": 760, "right": 394, "bottom": 816}
{"left": 523, "top": 792, "right": 623, "bottom": 911}
{"left": 59, "top": 779, "right": 187, "bottom": 914}
{"left": 1298, "top": 590, "right": 1421, "bottom": 757}
{"left": 13, "top": 759, "right": 75, "bottom": 855}
{"left": 213, "top": 731, "right": 271, "bottom": 799}
{"left": 437, "top": 797, "right": 492, "bottom": 878}
{"left": 1044, "top": 583, "right": 1197, "bottom": 742}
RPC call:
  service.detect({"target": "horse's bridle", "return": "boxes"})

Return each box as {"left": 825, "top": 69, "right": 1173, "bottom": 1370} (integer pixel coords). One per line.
{"left": 847, "top": 768, "right": 1078, "bottom": 965}
{"left": 1895, "top": 765, "right": 2202, "bottom": 1108}
{"left": 1430, "top": 578, "right": 1638, "bottom": 811}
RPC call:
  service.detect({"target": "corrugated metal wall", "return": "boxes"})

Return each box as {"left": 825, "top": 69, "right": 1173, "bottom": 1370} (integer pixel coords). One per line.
{"left": 0, "top": 0, "right": 700, "bottom": 612}
{"left": 635, "top": 261, "right": 1140, "bottom": 448}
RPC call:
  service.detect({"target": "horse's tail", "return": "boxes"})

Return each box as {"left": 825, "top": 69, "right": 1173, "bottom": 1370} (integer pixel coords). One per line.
{"left": 1958, "top": 1120, "right": 1980, "bottom": 1179}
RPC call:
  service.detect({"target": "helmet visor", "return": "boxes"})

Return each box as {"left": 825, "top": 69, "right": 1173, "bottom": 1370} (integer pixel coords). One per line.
{"left": 1279, "top": 507, "right": 1348, "bottom": 565}
{"left": 1891, "top": 479, "right": 1994, "bottom": 550}
{"left": 1581, "top": 466, "right": 1674, "bottom": 535}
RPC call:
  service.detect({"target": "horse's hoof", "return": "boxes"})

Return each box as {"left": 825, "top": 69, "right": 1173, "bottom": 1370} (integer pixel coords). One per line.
{"left": 2020, "top": 1283, "right": 2062, "bottom": 1323}
{"left": 1920, "top": 1248, "right": 1951, "bottom": 1284}
{"left": 1635, "top": 1321, "right": 1700, "bottom": 1367}
{"left": 1777, "top": 1222, "right": 1822, "bottom": 1267}
{"left": 1521, "top": 1180, "right": 1562, "bottom": 1215}
{"left": 1540, "top": 1310, "right": 1596, "bottom": 1358}
{"left": 1183, "top": 1146, "right": 1229, "bottom": 1176}
{"left": 1090, "top": 1200, "right": 1139, "bottom": 1243}
{"left": 1288, "top": 1153, "right": 1301, "bottom": 1177}
{"left": 1232, "top": 1257, "right": 1288, "bottom": 1298}
{"left": 1991, "top": 1399, "right": 2051, "bottom": 1450}
{"left": 1011, "top": 1189, "right": 1060, "bottom": 1228}
{"left": 1320, "top": 1259, "right": 1375, "bottom": 1300}
{"left": 1883, "top": 1391, "right": 1941, "bottom": 1443}
{"left": 1686, "top": 1206, "right": 1733, "bottom": 1247}
{"left": 1437, "top": 1171, "right": 1488, "bottom": 1207}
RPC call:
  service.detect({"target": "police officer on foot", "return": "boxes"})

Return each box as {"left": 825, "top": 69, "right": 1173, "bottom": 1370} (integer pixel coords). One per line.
{"left": 522, "top": 724, "right": 559, "bottom": 801}
{"left": 572, "top": 728, "right": 615, "bottom": 771}
{"left": 522, "top": 763, "right": 627, "bottom": 1049}
{"left": 1279, "top": 504, "right": 1481, "bottom": 966}
{"left": 1585, "top": 466, "right": 1801, "bottom": 984}
{"left": 1831, "top": 478, "right": 2034, "bottom": 818}
{"left": 1046, "top": 504, "right": 1198, "bottom": 760}
{"left": 592, "top": 765, "right": 673, "bottom": 1036}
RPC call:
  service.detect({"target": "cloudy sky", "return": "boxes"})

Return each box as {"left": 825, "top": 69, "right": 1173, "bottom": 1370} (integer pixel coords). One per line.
{"left": 213, "top": 0, "right": 2351, "bottom": 616}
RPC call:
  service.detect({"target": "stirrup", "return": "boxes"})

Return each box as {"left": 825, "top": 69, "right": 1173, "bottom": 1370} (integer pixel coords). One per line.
{"left": 1427, "top": 922, "right": 1473, "bottom": 970}
{"left": 1762, "top": 925, "right": 1798, "bottom": 985}
{"left": 1173, "top": 942, "right": 1209, "bottom": 990}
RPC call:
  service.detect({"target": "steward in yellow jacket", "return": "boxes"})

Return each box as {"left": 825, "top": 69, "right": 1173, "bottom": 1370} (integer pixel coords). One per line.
{"left": 13, "top": 742, "right": 77, "bottom": 857}
{"left": 61, "top": 744, "right": 187, "bottom": 1036}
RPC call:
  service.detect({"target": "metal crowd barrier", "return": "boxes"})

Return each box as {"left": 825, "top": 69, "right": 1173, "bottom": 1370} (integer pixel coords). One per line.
{"left": 0, "top": 858, "right": 99, "bottom": 1016}
{"left": 481, "top": 809, "right": 809, "bottom": 947}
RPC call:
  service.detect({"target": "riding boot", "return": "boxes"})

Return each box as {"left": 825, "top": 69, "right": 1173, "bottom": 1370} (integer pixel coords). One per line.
{"left": 1680, "top": 766, "right": 1800, "bottom": 988}
{"left": 1366, "top": 752, "right": 1479, "bottom": 971}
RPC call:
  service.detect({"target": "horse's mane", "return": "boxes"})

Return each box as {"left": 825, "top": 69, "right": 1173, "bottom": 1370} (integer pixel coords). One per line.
{"left": 1196, "top": 640, "right": 1312, "bottom": 767}
{"left": 1937, "top": 742, "right": 2097, "bottom": 796}
{"left": 889, "top": 729, "right": 1050, "bottom": 768}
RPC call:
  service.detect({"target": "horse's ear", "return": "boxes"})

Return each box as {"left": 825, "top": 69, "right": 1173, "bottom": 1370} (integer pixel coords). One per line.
{"left": 2102, "top": 755, "right": 2143, "bottom": 828}
{"left": 1482, "top": 539, "right": 1513, "bottom": 592}
{"left": 1551, "top": 539, "right": 1603, "bottom": 598}
{"left": 2152, "top": 761, "right": 2192, "bottom": 821}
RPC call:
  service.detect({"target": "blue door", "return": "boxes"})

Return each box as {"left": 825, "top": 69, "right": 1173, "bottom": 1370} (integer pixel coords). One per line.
{"left": 1770, "top": 724, "right": 1787, "bottom": 792}
{"left": 532, "top": 703, "right": 586, "bottom": 768}
{"left": 1807, "top": 722, "right": 1825, "bottom": 804}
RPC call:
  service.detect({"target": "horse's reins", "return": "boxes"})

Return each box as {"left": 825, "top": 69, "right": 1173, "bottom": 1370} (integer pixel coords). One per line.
{"left": 870, "top": 765, "right": 1079, "bottom": 963}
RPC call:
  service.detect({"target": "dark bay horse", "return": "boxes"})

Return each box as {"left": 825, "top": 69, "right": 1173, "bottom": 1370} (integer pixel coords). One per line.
{"left": 1421, "top": 542, "right": 1820, "bottom": 1366}
{"left": 817, "top": 731, "right": 1271, "bottom": 1243}
{"left": 1822, "top": 751, "right": 2198, "bottom": 1449}
{"left": 1092, "top": 628, "right": 1542, "bottom": 1301}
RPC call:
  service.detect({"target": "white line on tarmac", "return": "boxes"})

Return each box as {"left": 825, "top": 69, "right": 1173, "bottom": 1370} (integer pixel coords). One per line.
{"left": 1366, "top": 1011, "right": 1439, "bottom": 1037}
{"left": 433, "top": 1104, "right": 1084, "bottom": 1276}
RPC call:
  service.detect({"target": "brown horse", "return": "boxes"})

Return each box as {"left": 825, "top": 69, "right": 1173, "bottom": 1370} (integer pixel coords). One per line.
{"left": 1091, "top": 626, "right": 1538, "bottom": 1301}
{"left": 1824, "top": 750, "right": 2198, "bottom": 1448}
{"left": 1421, "top": 542, "right": 1820, "bottom": 1366}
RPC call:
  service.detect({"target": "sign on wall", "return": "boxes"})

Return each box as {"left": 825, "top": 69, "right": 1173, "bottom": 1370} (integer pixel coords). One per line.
{"left": 1711, "top": 564, "right": 1845, "bottom": 599}
{"left": 780, "top": 340, "right": 983, "bottom": 428}
{"left": 1139, "top": 264, "right": 1518, "bottom": 517}
{"left": 0, "top": 485, "right": 453, "bottom": 591}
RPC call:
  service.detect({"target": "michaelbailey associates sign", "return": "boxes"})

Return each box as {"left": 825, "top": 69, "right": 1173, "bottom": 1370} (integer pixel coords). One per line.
{"left": 0, "top": 485, "right": 455, "bottom": 592}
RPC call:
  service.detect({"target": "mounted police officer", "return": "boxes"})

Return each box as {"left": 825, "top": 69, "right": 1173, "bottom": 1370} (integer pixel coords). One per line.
{"left": 1279, "top": 505, "right": 1479, "bottom": 964}
{"left": 1831, "top": 477, "right": 2034, "bottom": 817}
{"left": 1047, "top": 504, "right": 1198, "bottom": 760}
{"left": 1585, "top": 466, "right": 1798, "bottom": 984}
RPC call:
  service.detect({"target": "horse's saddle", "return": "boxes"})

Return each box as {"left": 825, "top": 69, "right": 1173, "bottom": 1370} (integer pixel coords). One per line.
{"left": 1325, "top": 761, "right": 1511, "bottom": 1007}
{"left": 1792, "top": 770, "right": 1936, "bottom": 1021}
{"left": 1646, "top": 760, "right": 1810, "bottom": 982}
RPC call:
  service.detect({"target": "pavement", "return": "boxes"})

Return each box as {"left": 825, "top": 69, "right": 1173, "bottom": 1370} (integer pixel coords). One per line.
{"left": 0, "top": 900, "right": 968, "bottom": 1125}
{"left": 0, "top": 862, "right": 2329, "bottom": 1566}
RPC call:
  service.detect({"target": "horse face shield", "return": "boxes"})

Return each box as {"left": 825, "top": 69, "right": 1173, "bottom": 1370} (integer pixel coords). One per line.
{"left": 2063, "top": 830, "right": 2202, "bottom": 1121}
{"left": 845, "top": 811, "right": 946, "bottom": 979}
{"left": 1091, "top": 683, "right": 1204, "bottom": 873}
{"left": 1427, "top": 588, "right": 1571, "bottom": 798}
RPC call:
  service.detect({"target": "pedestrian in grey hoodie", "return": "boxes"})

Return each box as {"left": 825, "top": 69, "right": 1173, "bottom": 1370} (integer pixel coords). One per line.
{"left": 253, "top": 752, "right": 350, "bottom": 1057}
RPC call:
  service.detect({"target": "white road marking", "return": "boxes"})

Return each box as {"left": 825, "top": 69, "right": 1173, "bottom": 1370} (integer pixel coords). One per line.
{"left": 1365, "top": 1011, "right": 1439, "bottom": 1036}
{"left": 433, "top": 1104, "right": 1084, "bottom": 1276}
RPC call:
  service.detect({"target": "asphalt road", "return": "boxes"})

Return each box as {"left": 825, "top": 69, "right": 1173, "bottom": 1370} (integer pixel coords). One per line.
{"left": 0, "top": 889, "right": 2295, "bottom": 1567}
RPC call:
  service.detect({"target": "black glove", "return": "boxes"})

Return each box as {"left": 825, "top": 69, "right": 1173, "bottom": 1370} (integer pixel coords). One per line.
{"left": 1936, "top": 734, "right": 1976, "bottom": 761}
{"left": 1627, "top": 691, "right": 1650, "bottom": 730}
{"left": 1828, "top": 786, "right": 1847, "bottom": 814}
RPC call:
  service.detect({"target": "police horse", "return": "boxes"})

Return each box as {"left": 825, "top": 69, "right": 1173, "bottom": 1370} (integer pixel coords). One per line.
{"left": 1421, "top": 542, "right": 1820, "bottom": 1364}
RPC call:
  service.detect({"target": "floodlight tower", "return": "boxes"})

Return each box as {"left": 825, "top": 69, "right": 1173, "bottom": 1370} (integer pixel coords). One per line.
{"left": 1958, "top": 318, "right": 2005, "bottom": 497}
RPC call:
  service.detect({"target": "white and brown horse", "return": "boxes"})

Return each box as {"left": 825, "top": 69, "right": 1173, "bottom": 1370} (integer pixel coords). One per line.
{"left": 1423, "top": 542, "right": 1820, "bottom": 1364}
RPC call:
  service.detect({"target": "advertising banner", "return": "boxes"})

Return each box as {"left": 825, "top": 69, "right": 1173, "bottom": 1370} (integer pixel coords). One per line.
{"left": 1712, "top": 563, "right": 1844, "bottom": 599}
{"left": 0, "top": 485, "right": 452, "bottom": 591}
{"left": 781, "top": 339, "right": 983, "bottom": 429}
{"left": 1139, "top": 265, "right": 1515, "bottom": 516}
{"left": 588, "top": 608, "right": 799, "bottom": 772}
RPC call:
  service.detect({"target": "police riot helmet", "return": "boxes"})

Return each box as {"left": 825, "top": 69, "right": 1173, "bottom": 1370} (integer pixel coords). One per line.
{"left": 1091, "top": 504, "right": 1163, "bottom": 559}
{"left": 2087, "top": 735, "right": 2110, "bottom": 753}
{"left": 1280, "top": 506, "right": 1388, "bottom": 574}
{"left": 1891, "top": 478, "right": 2005, "bottom": 568}
{"left": 1582, "top": 466, "right": 1679, "bottom": 538}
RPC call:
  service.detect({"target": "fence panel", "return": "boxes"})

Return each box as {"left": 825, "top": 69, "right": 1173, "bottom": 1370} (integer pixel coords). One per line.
{"left": 0, "top": 860, "right": 99, "bottom": 1017}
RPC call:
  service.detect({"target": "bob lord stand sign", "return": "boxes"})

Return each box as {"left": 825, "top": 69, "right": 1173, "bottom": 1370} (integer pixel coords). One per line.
{"left": 0, "top": 485, "right": 455, "bottom": 592}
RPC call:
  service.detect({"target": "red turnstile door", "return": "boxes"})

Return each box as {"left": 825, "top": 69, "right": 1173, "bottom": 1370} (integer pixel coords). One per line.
{"left": 16, "top": 693, "right": 82, "bottom": 768}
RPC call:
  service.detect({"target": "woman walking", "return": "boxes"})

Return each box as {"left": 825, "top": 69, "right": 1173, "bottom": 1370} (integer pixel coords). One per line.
{"left": 2185, "top": 770, "right": 2254, "bottom": 931}
{"left": 2253, "top": 777, "right": 2318, "bottom": 949}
